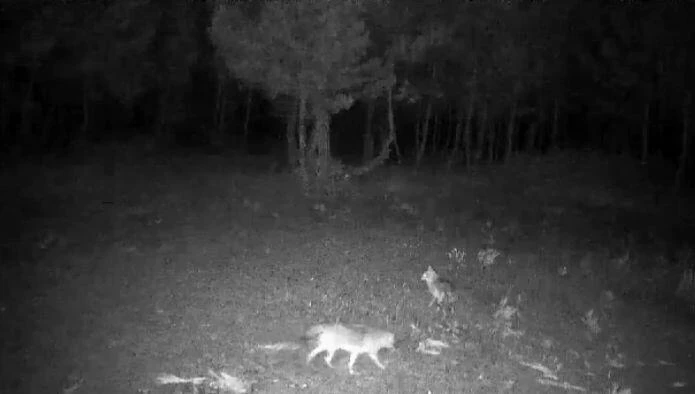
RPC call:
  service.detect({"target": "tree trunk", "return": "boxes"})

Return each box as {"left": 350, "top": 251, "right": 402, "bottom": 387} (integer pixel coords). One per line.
{"left": 488, "top": 121, "right": 496, "bottom": 164}
{"left": 505, "top": 98, "right": 518, "bottom": 162}
{"left": 621, "top": 123, "right": 631, "bottom": 155}
{"left": 675, "top": 91, "right": 691, "bottom": 192}
{"left": 0, "top": 78, "right": 8, "bottom": 143}
{"left": 80, "top": 81, "right": 90, "bottom": 141}
{"left": 416, "top": 97, "right": 432, "bottom": 168}
{"left": 297, "top": 92, "right": 308, "bottom": 186}
{"left": 463, "top": 96, "right": 475, "bottom": 170}
{"left": 212, "top": 73, "right": 227, "bottom": 148}
{"left": 286, "top": 97, "right": 298, "bottom": 167}
{"left": 19, "top": 68, "right": 37, "bottom": 149}
{"left": 40, "top": 104, "right": 55, "bottom": 149}
{"left": 447, "top": 101, "right": 465, "bottom": 168}
{"left": 354, "top": 89, "right": 398, "bottom": 175}
{"left": 476, "top": 99, "right": 488, "bottom": 163}
{"left": 362, "top": 100, "right": 375, "bottom": 162}
{"left": 431, "top": 112, "right": 440, "bottom": 157}
{"left": 310, "top": 105, "right": 331, "bottom": 184}
{"left": 641, "top": 101, "right": 650, "bottom": 164}
{"left": 445, "top": 103, "right": 454, "bottom": 153}
{"left": 525, "top": 123, "right": 536, "bottom": 153}
{"left": 387, "top": 88, "right": 401, "bottom": 163}
{"left": 536, "top": 101, "right": 545, "bottom": 152}
{"left": 243, "top": 89, "right": 252, "bottom": 151}
{"left": 414, "top": 100, "right": 422, "bottom": 157}
{"left": 155, "top": 87, "right": 170, "bottom": 139}
{"left": 550, "top": 98, "right": 559, "bottom": 150}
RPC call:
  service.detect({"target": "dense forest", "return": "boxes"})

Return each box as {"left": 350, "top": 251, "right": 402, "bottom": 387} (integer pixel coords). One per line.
{"left": 1, "top": 0, "right": 694, "bottom": 189}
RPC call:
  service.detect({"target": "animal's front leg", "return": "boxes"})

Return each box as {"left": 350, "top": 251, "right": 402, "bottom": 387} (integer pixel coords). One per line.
{"left": 368, "top": 352, "right": 386, "bottom": 369}
{"left": 347, "top": 352, "right": 360, "bottom": 375}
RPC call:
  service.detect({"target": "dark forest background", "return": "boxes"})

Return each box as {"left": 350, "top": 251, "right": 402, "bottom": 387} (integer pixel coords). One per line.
{"left": 1, "top": 0, "right": 694, "bottom": 190}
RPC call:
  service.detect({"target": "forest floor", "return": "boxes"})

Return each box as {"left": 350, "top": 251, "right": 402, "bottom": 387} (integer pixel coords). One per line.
{"left": 1, "top": 148, "right": 694, "bottom": 394}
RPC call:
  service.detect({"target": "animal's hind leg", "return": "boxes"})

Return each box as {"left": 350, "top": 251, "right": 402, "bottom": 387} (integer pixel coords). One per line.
{"left": 323, "top": 349, "right": 336, "bottom": 368}
{"left": 347, "top": 352, "right": 361, "bottom": 375}
{"left": 368, "top": 352, "right": 386, "bottom": 369}
{"left": 306, "top": 346, "right": 325, "bottom": 365}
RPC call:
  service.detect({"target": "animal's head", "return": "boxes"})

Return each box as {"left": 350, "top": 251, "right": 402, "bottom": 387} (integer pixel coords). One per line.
{"left": 421, "top": 265, "right": 437, "bottom": 281}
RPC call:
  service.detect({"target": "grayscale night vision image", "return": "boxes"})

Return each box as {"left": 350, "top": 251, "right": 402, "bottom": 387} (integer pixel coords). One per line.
{"left": 0, "top": 0, "right": 694, "bottom": 392}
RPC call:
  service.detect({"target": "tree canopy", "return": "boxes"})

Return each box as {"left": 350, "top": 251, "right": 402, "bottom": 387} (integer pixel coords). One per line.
{"left": 1, "top": 0, "right": 693, "bottom": 185}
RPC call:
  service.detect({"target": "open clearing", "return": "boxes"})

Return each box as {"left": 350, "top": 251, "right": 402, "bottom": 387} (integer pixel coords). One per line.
{"left": 1, "top": 150, "right": 694, "bottom": 393}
